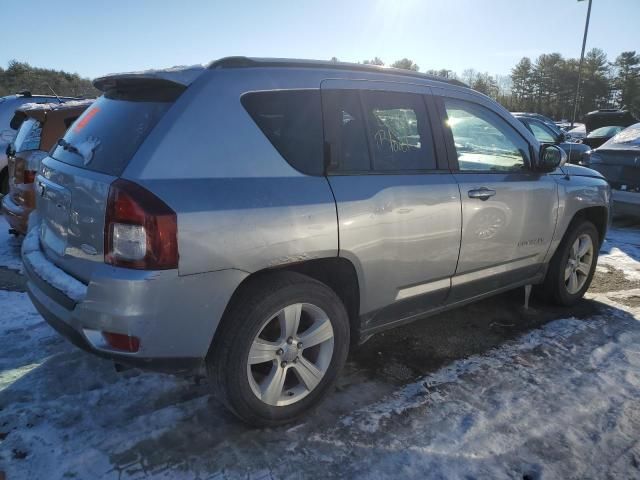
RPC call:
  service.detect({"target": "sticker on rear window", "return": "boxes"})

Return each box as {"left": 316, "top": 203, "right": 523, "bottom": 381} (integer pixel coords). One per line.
{"left": 73, "top": 107, "right": 101, "bottom": 133}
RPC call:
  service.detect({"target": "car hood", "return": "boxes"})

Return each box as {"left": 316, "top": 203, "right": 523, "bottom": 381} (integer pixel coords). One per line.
{"left": 559, "top": 163, "right": 605, "bottom": 179}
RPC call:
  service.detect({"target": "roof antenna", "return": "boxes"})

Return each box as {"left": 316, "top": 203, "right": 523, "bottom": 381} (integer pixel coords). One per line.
{"left": 45, "top": 82, "right": 62, "bottom": 103}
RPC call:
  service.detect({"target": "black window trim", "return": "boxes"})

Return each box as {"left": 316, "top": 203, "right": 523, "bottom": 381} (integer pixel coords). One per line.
{"left": 324, "top": 88, "right": 448, "bottom": 176}
{"left": 435, "top": 95, "right": 538, "bottom": 174}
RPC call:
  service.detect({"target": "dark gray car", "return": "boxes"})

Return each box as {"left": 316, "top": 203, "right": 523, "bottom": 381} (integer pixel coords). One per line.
{"left": 515, "top": 114, "right": 591, "bottom": 164}
{"left": 582, "top": 123, "right": 640, "bottom": 217}
{"left": 22, "top": 57, "right": 611, "bottom": 426}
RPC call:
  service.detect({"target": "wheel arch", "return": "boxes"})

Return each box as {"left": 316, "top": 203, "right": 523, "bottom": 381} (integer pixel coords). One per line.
{"left": 209, "top": 257, "right": 362, "bottom": 356}
{"left": 566, "top": 206, "right": 608, "bottom": 247}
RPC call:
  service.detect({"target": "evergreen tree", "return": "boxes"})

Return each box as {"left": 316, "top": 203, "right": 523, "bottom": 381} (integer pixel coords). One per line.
{"left": 391, "top": 58, "right": 419, "bottom": 71}
{"left": 613, "top": 51, "right": 640, "bottom": 114}
{"left": 0, "top": 60, "right": 98, "bottom": 98}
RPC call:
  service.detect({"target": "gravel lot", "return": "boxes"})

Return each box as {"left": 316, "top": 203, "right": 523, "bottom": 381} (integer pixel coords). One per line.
{"left": 0, "top": 217, "right": 639, "bottom": 479}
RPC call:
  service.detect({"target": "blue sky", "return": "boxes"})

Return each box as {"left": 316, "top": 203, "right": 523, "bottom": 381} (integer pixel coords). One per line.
{"left": 2, "top": 0, "right": 638, "bottom": 79}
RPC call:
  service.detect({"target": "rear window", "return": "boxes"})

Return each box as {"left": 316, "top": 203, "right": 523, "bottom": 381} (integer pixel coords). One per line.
{"left": 13, "top": 118, "right": 42, "bottom": 152}
{"left": 50, "top": 86, "right": 180, "bottom": 176}
{"left": 241, "top": 90, "right": 324, "bottom": 175}
{"left": 604, "top": 123, "right": 640, "bottom": 149}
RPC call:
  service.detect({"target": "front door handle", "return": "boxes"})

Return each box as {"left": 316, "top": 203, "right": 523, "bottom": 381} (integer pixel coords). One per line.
{"left": 468, "top": 187, "right": 496, "bottom": 201}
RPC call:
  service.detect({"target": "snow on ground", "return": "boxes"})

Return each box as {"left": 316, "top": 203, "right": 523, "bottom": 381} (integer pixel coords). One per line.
{"left": 0, "top": 223, "right": 639, "bottom": 479}
{"left": 599, "top": 226, "right": 640, "bottom": 281}
{"left": 0, "top": 217, "right": 22, "bottom": 271}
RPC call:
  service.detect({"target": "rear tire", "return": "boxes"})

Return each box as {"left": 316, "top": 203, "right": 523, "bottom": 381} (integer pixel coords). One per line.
{"left": 542, "top": 220, "right": 599, "bottom": 306}
{"left": 207, "top": 271, "right": 350, "bottom": 427}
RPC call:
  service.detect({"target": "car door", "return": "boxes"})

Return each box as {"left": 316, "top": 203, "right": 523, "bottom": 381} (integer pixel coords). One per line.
{"left": 321, "top": 79, "right": 462, "bottom": 331}
{"left": 434, "top": 94, "right": 558, "bottom": 302}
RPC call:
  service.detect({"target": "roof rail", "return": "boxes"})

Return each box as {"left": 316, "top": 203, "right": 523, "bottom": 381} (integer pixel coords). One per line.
{"left": 208, "top": 56, "right": 468, "bottom": 88}
{"left": 17, "top": 90, "right": 32, "bottom": 97}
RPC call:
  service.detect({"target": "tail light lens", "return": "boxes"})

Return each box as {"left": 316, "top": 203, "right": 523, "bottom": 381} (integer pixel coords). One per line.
{"left": 13, "top": 152, "right": 45, "bottom": 184}
{"left": 105, "top": 179, "right": 178, "bottom": 270}
{"left": 14, "top": 157, "right": 36, "bottom": 184}
{"left": 23, "top": 169, "right": 36, "bottom": 184}
{"left": 102, "top": 331, "right": 140, "bottom": 352}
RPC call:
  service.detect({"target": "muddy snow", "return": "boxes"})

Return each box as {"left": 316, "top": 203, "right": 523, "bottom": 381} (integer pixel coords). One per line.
{"left": 1, "top": 217, "right": 639, "bottom": 479}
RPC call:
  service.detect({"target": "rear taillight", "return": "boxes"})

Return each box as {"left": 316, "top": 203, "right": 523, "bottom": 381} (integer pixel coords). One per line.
{"left": 105, "top": 179, "right": 178, "bottom": 270}
{"left": 23, "top": 170, "right": 36, "bottom": 184}
{"left": 102, "top": 331, "right": 140, "bottom": 352}
{"left": 14, "top": 157, "right": 33, "bottom": 184}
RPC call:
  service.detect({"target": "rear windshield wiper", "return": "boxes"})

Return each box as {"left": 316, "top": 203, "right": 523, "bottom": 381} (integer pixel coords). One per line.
{"left": 57, "top": 138, "right": 80, "bottom": 155}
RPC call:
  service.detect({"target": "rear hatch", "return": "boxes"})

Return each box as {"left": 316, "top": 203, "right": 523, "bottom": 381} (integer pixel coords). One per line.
{"left": 592, "top": 124, "right": 640, "bottom": 190}
{"left": 584, "top": 109, "right": 637, "bottom": 134}
{"left": 36, "top": 70, "right": 201, "bottom": 283}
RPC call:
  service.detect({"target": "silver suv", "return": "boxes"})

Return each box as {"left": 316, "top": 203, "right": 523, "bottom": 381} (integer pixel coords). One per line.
{"left": 22, "top": 57, "right": 611, "bottom": 426}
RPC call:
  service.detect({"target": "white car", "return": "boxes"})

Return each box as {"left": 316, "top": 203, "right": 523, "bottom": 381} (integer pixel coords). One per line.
{"left": 566, "top": 124, "right": 586, "bottom": 141}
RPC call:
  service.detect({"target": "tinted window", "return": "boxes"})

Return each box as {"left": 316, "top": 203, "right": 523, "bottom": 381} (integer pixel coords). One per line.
{"left": 444, "top": 98, "right": 528, "bottom": 172}
{"left": 361, "top": 91, "right": 436, "bottom": 171}
{"left": 50, "top": 87, "right": 179, "bottom": 176}
{"left": 63, "top": 115, "right": 80, "bottom": 129}
{"left": 322, "top": 90, "right": 370, "bottom": 172}
{"left": 13, "top": 118, "right": 42, "bottom": 152}
{"left": 242, "top": 90, "right": 323, "bottom": 175}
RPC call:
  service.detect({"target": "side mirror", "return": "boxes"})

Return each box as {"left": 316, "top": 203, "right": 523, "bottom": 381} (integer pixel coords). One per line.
{"left": 539, "top": 144, "right": 567, "bottom": 172}
{"left": 558, "top": 131, "right": 566, "bottom": 143}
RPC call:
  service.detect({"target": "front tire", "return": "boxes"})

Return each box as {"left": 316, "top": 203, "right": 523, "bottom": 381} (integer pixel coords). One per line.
{"left": 543, "top": 220, "right": 599, "bottom": 306}
{"left": 208, "top": 271, "right": 350, "bottom": 427}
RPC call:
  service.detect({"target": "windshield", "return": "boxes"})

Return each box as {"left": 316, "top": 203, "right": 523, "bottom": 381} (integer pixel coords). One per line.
{"left": 601, "top": 123, "right": 640, "bottom": 149}
{"left": 588, "top": 125, "right": 624, "bottom": 138}
{"left": 13, "top": 117, "right": 42, "bottom": 153}
{"left": 49, "top": 90, "right": 177, "bottom": 176}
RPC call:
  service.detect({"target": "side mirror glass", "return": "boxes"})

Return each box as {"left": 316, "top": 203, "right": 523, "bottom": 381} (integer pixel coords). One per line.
{"left": 539, "top": 144, "right": 567, "bottom": 172}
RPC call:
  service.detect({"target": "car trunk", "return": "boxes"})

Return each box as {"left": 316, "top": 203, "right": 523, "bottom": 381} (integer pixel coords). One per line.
{"left": 584, "top": 110, "right": 637, "bottom": 134}
{"left": 592, "top": 149, "right": 640, "bottom": 190}
{"left": 35, "top": 73, "right": 197, "bottom": 284}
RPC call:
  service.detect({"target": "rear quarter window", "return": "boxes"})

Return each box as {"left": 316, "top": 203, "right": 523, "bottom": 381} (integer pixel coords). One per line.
{"left": 241, "top": 90, "right": 324, "bottom": 176}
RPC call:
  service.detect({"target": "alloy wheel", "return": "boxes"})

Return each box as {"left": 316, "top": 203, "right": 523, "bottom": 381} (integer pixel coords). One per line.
{"left": 247, "top": 303, "right": 334, "bottom": 406}
{"left": 564, "top": 233, "right": 594, "bottom": 295}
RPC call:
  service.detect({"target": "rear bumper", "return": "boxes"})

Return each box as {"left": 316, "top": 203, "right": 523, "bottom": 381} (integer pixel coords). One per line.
{"left": 22, "top": 228, "right": 247, "bottom": 374}
{"left": 612, "top": 189, "right": 640, "bottom": 218}
{"left": 1, "top": 193, "right": 29, "bottom": 234}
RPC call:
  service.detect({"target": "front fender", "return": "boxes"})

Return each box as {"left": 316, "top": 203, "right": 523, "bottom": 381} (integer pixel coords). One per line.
{"left": 544, "top": 175, "right": 610, "bottom": 263}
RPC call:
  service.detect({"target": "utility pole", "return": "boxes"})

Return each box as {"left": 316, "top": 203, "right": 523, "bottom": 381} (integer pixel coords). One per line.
{"left": 571, "top": 0, "right": 593, "bottom": 128}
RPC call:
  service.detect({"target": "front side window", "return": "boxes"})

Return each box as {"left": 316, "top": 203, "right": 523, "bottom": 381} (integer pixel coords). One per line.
{"left": 444, "top": 98, "right": 528, "bottom": 172}
{"left": 528, "top": 120, "right": 557, "bottom": 143}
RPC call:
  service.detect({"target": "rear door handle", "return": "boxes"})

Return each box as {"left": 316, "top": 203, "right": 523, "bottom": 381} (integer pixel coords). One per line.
{"left": 468, "top": 188, "right": 496, "bottom": 201}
